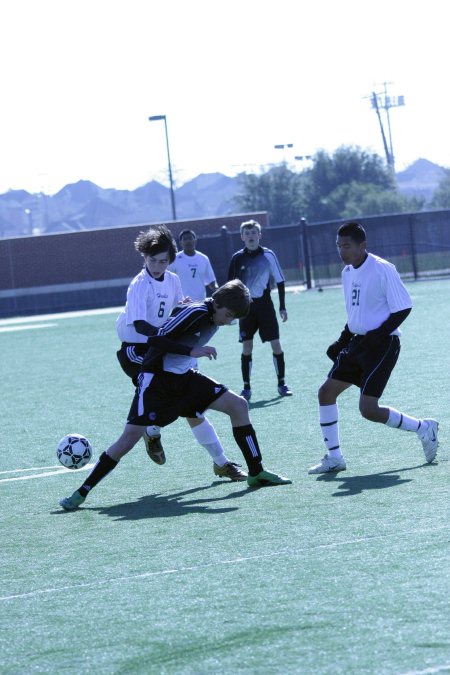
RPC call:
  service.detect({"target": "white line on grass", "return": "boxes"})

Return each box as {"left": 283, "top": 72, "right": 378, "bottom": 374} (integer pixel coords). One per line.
{"left": 0, "top": 465, "right": 66, "bottom": 474}
{"left": 0, "top": 307, "right": 122, "bottom": 326}
{"left": 0, "top": 464, "right": 94, "bottom": 482}
{"left": 2, "top": 524, "right": 450, "bottom": 603}
{"left": 0, "top": 323, "right": 56, "bottom": 333}
{"left": 407, "top": 668, "right": 450, "bottom": 674}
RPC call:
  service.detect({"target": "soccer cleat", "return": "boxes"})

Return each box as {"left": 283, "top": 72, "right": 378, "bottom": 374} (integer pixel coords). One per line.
{"left": 213, "top": 462, "right": 247, "bottom": 481}
{"left": 247, "top": 469, "right": 292, "bottom": 487}
{"left": 59, "top": 490, "right": 85, "bottom": 511}
{"left": 240, "top": 388, "right": 252, "bottom": 401}
{"left": 277, "top": 384, "right": 293, "bottom": 397}
{"left": 308, "top": 454, "right": 347, "bottom": 474}
{"left": 143, "top": 431, "right": 166, "bottom": 465}
{"left": 418, "top": 419, "right": 439, "bottom": 463}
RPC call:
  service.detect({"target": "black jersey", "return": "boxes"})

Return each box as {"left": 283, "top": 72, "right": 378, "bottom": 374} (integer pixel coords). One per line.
{"left": 141, "top": 299, "right": 218, "bottom": 374}
{"left": 228, "top": 246, "right": 285, "bottom": 299}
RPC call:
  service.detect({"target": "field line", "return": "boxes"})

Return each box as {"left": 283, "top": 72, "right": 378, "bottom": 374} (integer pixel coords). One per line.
{"left": 0, "top": 465, "right": 69, "bottom": 474}
{"left": 0, "top": 464, "right": 94, "bottom": 482}
{"left": 2, "top": 524, "right": 450, "bottom": 603}
{"left": 0, "top": 323, "right": 56, "bottom": 333}
{"left": 401, "top": 664, "right": 450, "bottom": 674}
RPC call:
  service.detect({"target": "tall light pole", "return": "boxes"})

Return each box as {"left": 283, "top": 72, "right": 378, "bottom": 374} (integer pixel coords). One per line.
{"left": 368, "top": 82, "right": 405, "bottom": 174}
{"left": 148, "top": 114, "right": 177, "bottom": 221}
{"left": 274, "top": 143, "right": 294, "bottom": 164}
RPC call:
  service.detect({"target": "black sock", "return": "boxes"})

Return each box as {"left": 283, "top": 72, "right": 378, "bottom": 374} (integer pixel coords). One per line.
{"left": 78, "top": 452, "right": 118, "bottom": 497}
{"left": 241, "top": 354, "right": 252, "bottom": 388}
{"left": 273, "top": 352, "right": 285, "bottom": 385}
{"left": 232, "top": 424, "right": 263, "bottom": 476}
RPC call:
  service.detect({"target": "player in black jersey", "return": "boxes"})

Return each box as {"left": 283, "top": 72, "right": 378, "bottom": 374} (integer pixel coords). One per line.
{"left": 59, "top": 280, "right": 291, "bottom": 510}
{"left": 228, "top": 220, "right": 292, "bottom": 401}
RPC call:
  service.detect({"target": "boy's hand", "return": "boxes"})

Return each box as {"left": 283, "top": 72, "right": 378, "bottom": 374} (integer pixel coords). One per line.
{"left": 190, "top": 346, "right": 217, "bottom": 360}
{"left": 280, "top": 309, "right": 288, "bottom": 322}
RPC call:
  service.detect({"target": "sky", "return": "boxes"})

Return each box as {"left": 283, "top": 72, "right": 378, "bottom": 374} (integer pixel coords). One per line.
{"left": 0, "top": 0, "right": 448, "bottom": 195}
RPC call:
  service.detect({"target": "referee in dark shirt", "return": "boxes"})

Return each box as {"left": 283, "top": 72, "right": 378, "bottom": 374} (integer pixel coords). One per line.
{"left": 228, "top": 220, "right": 292, "bottom": 401}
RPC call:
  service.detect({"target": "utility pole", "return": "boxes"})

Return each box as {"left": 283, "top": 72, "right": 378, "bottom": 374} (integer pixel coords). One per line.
{"left": 368, "top": 82, "right": 405, "bottom": 174}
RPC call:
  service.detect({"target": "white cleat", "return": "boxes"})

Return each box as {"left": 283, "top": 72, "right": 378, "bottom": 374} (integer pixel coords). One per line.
{"left": 418, "top": 419, "right": 439, "bottom": 463}
{"left": 308, "top": 454, "right": 347, "bottom": 474}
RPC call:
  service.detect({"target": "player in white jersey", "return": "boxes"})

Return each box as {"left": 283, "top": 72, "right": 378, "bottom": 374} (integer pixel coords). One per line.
{"left": 308, "top": 221, "right": 439, "bottom": 474}
{"left": 116, "top": 226, "right": 246, "bottom": 481}
{"left": 169, "top": 229, "right": 218, "bottom": 301}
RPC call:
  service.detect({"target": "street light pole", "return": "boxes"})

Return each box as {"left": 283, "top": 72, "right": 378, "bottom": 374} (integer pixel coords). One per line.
{"left": 274, "top": 143, "right": 294, "bottom": 164}
{"left": 148, "top": 114, "right": 177, "bottom": 221}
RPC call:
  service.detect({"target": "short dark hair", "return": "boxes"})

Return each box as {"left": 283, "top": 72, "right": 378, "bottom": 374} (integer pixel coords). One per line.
{"left": 240, "top": 219, "right": 261, "bottom": 235}
{"left": 179, "top": 229, "right": 196, "bottom": 240}
{"left": 337, "top": 221, "right": 366, "bottom": 244}
{"left": 212, "top": 280, "right": 251, "bottom": 319}
{"left": 134, "top": 225, "right": 177, "bottom": 262}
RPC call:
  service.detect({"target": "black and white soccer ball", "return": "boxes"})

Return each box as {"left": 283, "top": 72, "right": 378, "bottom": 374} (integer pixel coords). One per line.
{"left": 56, "top": 434, "right": 92, "bottom": 469}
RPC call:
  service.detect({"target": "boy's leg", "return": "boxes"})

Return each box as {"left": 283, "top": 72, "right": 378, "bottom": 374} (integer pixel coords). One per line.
{"left": 143, "top": 425, "right": 166, "bottom": 465}
{"left": 360, "top": 396, "right": 439, "bottom": 463}
{"left": 271, "top": 339, "right": 292, "bottom": 397}
{"left": 240, "top": 341, "right": 253, "bottom": 401}
{"left": 187, "top": 417, "right": 247, "bottom": 481}
{"left": 207, "top": 391, "right": 291, "bottom": 487}
{"left": 59, "top": 424, "right": 144, "bottom": 510}
{"left": 117, "top": 345, "right": 167, "bottom": 465}
{"left": 308, "top": 378, "right": 351, "bottom": 474}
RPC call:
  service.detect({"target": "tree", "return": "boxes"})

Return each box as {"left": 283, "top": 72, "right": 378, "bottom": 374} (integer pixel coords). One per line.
{"left": 429, "top": 169, "right": 450, "bottom": 209}
{"left": 234, "top": 146, "right": 423, "bottom": 225}
{"left": 303, "top": 146, "right": 397, "bottom": 221}
{"left": 338, "top": 183, "right": 423, "bottom": 219}
{"left": 234, "top": 164, "right": 306, "bottom": 225}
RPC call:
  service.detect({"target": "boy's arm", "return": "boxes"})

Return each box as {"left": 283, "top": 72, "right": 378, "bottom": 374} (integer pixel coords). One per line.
{"left": 206, "top": 280, "right": 219, "bottom": 295}
{"left": 133, "top": 320, "right": 158, "bottom": 337}
{"left": 348, "top": 308, "right": 412, "bottom": 357}
{"left": 146, "top": 335, "right": 217, "bottom": 360}
{"left": 228, "top": 255, "right": 237, "bottom": 281}
{"left": 146, "top": 334, "right": 191, "bottom": 356}
{"left": 276, "top": 282, "right": 287, "bottom": 321}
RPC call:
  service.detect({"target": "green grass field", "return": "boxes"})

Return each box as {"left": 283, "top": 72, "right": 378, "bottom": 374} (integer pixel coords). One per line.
{"left": 0, "top": 280, "right": 448, "bottom": 674}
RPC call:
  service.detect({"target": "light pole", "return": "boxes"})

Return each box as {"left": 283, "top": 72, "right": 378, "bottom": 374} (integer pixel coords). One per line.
{"left": 148, "top": 114, "right": 177, "bottom": 221}
{"left": 369, "top": 82, "right": 405, "bottom": 174}
{"left": 274, "top": 143, "right": 294, "bottom": 164}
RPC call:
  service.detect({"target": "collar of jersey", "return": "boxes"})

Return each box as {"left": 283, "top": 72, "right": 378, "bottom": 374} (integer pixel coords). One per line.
{"left": 145, "top": 267, "right": 165, "bottom": 282}
{"left": 244, "top": 246, "right": 263, "bottom": 257}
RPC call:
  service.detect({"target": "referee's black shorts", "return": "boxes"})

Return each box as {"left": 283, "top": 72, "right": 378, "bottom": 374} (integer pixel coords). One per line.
{"left": 328, "top": 334, "right": 401, "bottom": 398}
{"left": 239, "top": 293, "right": 279, "bottom": 343}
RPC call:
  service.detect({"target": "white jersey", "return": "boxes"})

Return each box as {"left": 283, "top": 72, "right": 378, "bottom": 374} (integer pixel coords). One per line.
{"left": 116, "top": 268, "right": 183, "bottom": 343}
{"left": 342, "top": 252, "right": 412, "bottom": 336}
{"left": 169, "top": 250, "right": 216, "bottom": 301}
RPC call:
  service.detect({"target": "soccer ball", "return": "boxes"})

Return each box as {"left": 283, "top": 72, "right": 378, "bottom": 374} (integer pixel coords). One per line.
{"left": 56, "top": 433, "right": 92, "bottom": 469}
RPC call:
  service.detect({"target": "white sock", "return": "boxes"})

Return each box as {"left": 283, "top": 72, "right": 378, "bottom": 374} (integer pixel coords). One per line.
{"left": 190, "top": 418, "right": 230, "bottom": 466}
{"left": 385, "top": 408, "right": 422, "bottom": 432}
{"left": 319, "top": 404, "right": 343, "bottom": 458}
{"left": 146, "top": 425, "right": 161, "bottom": 437}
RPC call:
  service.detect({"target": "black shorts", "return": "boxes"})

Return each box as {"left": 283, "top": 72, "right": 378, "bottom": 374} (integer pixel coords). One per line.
{"left": 239, "top": 294, "right": 279, "bottom": 343}
{"left": 329, "top": 334, "right": 401, "bottom": 398}
{"left": 127, "top": 369, "right": 228, "bottom": 427}
{"left": 117, "top": 343, "right": 148, "bottom": 386}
